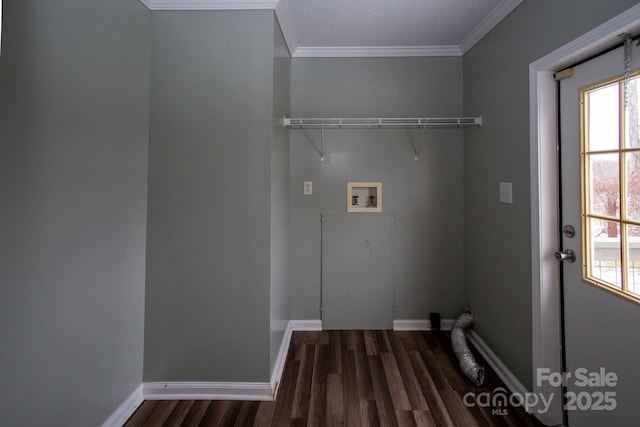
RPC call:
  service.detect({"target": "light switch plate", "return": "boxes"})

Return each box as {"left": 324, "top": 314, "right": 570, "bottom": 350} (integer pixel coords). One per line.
{"left": 304, "top": 181, "right": 312, "bottom": 195}
{"left": 499, "top": 182, "right": 513, "bottom": 204}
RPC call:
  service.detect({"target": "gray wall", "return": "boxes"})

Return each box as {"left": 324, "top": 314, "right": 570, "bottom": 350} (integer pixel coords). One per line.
{"left": 144, "top": 10, "right": 276, "bottom": 382}
{"left": 289, "top": 58, "right": 466, "bottom": 321}
{"left": 0, "top": 0, "right": 150, "bottom": 425}
{"left": 463, "top": 0, "right": 640, "bottom": 391}
{"left": 270, "top": 16, "right": 291, "bottom": 374}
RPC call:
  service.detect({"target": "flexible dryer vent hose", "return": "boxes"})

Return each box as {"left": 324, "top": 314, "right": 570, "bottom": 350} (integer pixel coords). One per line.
{"left": 451, "top": 311, "right": 485, "bottom": 386}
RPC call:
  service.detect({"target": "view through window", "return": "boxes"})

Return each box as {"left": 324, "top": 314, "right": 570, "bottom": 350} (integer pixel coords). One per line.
{"left": 581, "top": 71, "right": 640, "bottom": 302}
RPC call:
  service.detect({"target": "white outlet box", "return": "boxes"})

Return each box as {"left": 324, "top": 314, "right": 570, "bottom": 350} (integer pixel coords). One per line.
{"left": 499, "top": 182, "right": 513, "bottom": 204}
{"left": 304, "top": 181, "right": 312, "bottom": 195}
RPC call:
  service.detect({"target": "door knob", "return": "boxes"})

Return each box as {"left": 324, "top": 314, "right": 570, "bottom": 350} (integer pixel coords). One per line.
{"left": 555, "top": 249, "right": 576, "bottom": 263}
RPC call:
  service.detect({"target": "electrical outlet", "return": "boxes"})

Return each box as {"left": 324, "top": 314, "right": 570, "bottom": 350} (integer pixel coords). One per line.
{"left": 304, "top": 181, "right": 312, "bottom": 195}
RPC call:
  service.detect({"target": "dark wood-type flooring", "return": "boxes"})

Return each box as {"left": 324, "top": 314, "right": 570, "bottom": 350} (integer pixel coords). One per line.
{"left": 125, "top": 330, "right": 546, "bottom": 426}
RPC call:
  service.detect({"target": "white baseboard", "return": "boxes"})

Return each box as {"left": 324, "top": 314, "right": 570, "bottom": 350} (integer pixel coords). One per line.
{"left": 142, "top": 320, "right": 323, "bottom": 404}
{"left": 143, "top": 381, "right": 274, "bottom": 401}
{"left": 101, "top": 384, "right": 143, "bottom": 427}
{"left": 393, "top": 320, "right": 529, "bottom": 401}
{"left": 104, "top": 321, "right": 527, "bottom": 427}
{"left": 270, "top": 320, "right": 293, "bottom": 398}
{"left": 466, "top": 330, "right": 528, "bottom": 398}
{"left": 290, "top": 319, "right": 322, "bottom": 331}
{"left": 393, "top": 318, "right": 454, "bottom": 331}
{"left": 119, "top": 318, "right": 497, "bottom": 422}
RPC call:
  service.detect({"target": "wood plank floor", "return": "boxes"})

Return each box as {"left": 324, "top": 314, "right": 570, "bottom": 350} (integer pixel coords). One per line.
{"left": 125, "top": 330, "right": 546, "bottom": 427}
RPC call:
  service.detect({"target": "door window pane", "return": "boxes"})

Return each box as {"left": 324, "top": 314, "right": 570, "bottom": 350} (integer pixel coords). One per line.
{"left": 624, "top": 76, "right": 640, "bottom": 148}
{"left": 626, "top": 151, "right": 640, "bottom": 221}
{"left": 590, "top": 218, "right": 622, "bottom": 289}
{"left": 589, "top": 153, "right": 619, "bottom": 219}
{"left": 588, "top": 83, "right": 619, "bottom": 151}
{"left": 628, "top": 224, "right": 640, "bottom": 296}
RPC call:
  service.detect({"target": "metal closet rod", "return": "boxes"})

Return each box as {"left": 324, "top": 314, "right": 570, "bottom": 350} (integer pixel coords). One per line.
{"left": 282, "top": 116, "right": 482, "bottom": 128}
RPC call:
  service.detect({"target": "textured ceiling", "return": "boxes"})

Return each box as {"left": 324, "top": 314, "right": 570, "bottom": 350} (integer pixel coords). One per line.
{"left": 142, "top": 0, "right": 524, "bottom": 56}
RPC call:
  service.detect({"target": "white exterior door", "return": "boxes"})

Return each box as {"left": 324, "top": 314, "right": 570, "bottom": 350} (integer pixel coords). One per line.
{"left": 558, "top": 43, "right": 640, "bottom": 426}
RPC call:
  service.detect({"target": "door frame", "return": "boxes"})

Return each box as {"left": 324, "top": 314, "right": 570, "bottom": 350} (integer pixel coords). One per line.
{"left": 529, "top": 4, "right": 640, "bottom": 425}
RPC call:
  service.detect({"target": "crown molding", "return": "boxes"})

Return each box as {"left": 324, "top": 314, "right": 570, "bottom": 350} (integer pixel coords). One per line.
{"left": 139, "top": 0, "right": 519, "bottom": 57}
{"left": 459, "top": 0, "right": 523, "bottom": 54}
{"left": 292, "top": 45, "right": 462, "bottom": 58}
{"left": 140, "top": 0, "right": 279, "bottom": 10}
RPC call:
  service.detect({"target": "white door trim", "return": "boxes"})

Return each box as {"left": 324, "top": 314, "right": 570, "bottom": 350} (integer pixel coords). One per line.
{"left": 529, "top": 4, "right": 640, "bottom": 425}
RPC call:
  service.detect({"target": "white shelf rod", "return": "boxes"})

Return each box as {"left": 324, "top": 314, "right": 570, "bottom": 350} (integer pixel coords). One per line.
{"left": 282, "top": 116, "right": 482, "bottom": 128}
